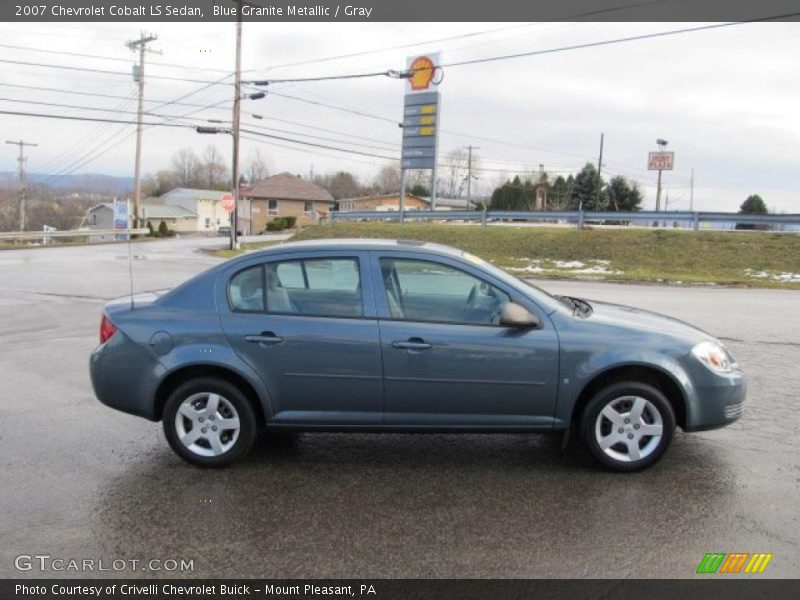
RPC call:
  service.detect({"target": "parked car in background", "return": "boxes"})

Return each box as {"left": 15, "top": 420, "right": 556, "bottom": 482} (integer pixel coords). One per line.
{"left": 90, "top": 239, "right": 745, "bottom": 471}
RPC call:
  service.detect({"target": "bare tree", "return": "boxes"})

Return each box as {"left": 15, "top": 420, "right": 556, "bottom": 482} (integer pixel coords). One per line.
{"left": 441, "top": 148, "right": 478, "bottom": 198}
{"left": 244, "top": 149, "right": 271, "bottom": 183}
{"left": 374, "top": 163, "right": 401, "bottom": 194}
{"left": 200, "top": 145, "right": 229, "bottom": 190}
{"left": 170, "top": 148, "right": 201, "bottom": 188}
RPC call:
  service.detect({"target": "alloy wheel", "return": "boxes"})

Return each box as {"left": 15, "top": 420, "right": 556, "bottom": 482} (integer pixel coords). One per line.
{"left": 174, "top": 392, "right": 241, "bottom": 457}
{"left": 594, "top": 395, "right": 664, "bottom": 463}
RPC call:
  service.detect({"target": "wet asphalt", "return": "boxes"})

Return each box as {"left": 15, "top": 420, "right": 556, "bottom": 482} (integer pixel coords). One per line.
{"left": 0, "top": 237, "right": 798, "bottom": 578}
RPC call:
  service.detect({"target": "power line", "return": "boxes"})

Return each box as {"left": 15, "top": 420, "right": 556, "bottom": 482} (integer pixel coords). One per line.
{"left": 0, "top": 109, "right": 192, "bottom": 128}
{"left": 438, "top": 14, "right": 800, "bottom": 70}
{"left": 0, "top": 57, "right": 233, "bottom": 85}
{"left": 256, "top": 1, "right": 675, "bottom": 73}
{"left": 0, "top": 41, "right": 234, "bottom": 74}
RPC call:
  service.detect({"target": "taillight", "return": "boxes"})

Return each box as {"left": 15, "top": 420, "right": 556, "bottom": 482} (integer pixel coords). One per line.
{"left": 100, "top": 314, "right": 118, "bottom": 344}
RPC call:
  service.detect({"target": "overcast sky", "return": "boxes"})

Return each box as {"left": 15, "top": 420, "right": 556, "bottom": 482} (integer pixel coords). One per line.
{"left": 0, "top": 20, "right": 797, "bottom": 211}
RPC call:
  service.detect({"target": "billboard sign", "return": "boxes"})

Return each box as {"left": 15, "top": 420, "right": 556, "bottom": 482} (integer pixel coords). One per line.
{"left": 401, "top": 90, "right": 440, "bottom": 170}
{"left": 113, "top": 199, "right": 129, "bottom": 241}
{"left": 405, "top": 52, "right": 441, "bottom": 95}
{"left": 648, "top": 151, "right": 675, "bottom": 170}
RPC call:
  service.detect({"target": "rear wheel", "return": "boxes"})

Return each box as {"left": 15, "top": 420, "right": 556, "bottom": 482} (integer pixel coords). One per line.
{"left": 163, "top": 377, "right": 257, "bottom": 467}
{"left": 580, "top": 381, "right": 675, "bottom": 472}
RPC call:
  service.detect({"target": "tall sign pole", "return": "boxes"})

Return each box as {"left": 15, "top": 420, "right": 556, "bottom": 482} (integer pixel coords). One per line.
{"left": 5, "top": 139, "right": 37, "bottom": 231}
{"left": 401, "top": 52, "right": 442, "bottom": 219}
{"left": 230, "top": 2, "right": 243, "bottom": 250}
{"left": 126, "top": 32, "right": 158, "bottom": 229}
{"left": 649, "top": 139, "right": 672, "bottom": 213}
{"left": 648, "top": 140, "right": 674, "bottom": 219}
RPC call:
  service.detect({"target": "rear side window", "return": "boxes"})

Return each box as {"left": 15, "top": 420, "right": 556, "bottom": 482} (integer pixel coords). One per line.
{"left": 268, "top": 258, "right": 362, "bottom": 316}
{"left": 229, "top": 266, "right": 264, "bottom": 311}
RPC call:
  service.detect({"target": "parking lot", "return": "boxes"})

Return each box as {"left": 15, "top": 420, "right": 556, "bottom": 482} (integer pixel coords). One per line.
{"left": 1, "top": 236, "right": 798, "bottom": 578}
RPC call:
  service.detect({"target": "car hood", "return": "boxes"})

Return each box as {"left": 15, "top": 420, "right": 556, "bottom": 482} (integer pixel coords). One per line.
{"left": 582, "top": 299, "right": 716, "bottom": 345}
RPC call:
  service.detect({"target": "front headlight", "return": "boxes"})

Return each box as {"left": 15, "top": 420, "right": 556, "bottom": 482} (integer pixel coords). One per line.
{"left": 691, "top": 341, "right": 736, "bottom": 374}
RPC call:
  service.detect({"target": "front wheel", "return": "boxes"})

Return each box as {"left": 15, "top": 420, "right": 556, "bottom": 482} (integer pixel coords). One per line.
{"left": 580, "top": 381, "right": 675, "bottom": 472}
{"left": 163, "top": 377, "right": 257, "bottom": 467}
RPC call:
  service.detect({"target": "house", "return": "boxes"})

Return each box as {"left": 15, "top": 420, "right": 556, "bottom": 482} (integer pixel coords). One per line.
{"left": 241, "top": 172, "right": 334, "bottom": 234}
{"left": 159, "top": 188, "right": 231, "bottom": 233}
{"left": 337, "top": 193, "right": 471, "bottom": 212}
{"left": 84, "top": 202, "right": 196, "bottom": 241}
{"left": 338, "top": 193, "right": 429, "bottom": 212}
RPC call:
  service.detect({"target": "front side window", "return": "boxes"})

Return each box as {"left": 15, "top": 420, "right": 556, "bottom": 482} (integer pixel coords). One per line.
{"left": 380, "top": 258, "right": 510, "bottom": 325}
{"left": 304, "top": 201, "right": 314, "bottom": 214}
{"left": 268, "top": 199, "right": 278, "bottom": 215}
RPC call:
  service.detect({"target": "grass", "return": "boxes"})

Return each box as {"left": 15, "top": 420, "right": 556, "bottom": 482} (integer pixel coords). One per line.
{"left": 216, "top": 222, "right": 800, "bottom": 288}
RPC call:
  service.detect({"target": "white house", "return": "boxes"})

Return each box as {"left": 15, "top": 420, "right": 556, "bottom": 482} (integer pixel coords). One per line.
{"left": 159, "top": 188, "right": 231, "bottom": 233}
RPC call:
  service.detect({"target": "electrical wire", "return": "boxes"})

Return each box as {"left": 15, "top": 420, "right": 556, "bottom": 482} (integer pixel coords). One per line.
{"left": 0, "top": 58, "right": 233, "bottom": 85}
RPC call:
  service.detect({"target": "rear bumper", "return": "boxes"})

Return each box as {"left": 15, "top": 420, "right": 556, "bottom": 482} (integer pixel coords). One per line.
{"left": 683, "top": 368, "right": 746, "bottom": 432}
{"left": 90, "top": 331, "right": 162, "bottom": 421}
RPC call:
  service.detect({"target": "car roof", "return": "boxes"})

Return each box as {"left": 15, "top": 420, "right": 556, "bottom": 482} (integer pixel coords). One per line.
{"left": 249, "top": 238, "right": 467, "bottom": 259}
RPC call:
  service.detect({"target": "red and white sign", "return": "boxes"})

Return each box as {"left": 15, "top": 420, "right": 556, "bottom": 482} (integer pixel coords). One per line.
{"left": 406, "top": 52, "right": 441, "bottom": 94}
{"left": 221, "top": 193, "right": 235, "bottom": 212}
{"left": 648, "top": 152, "right": 675, "bottom": 171}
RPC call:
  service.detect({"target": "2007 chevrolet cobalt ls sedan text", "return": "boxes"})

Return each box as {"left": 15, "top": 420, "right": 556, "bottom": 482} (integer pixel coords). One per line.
{"left": 90, "top": 239, "right": 745, "bottom": 471}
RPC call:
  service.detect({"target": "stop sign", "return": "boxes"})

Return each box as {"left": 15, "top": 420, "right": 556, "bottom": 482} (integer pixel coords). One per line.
{"left": 221, "top": 193, "right": 235, "bottom": 212}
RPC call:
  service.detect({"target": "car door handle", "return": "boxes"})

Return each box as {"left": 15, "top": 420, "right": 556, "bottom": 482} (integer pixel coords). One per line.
{"left": 392, "top": 338, "right": 432, "bottom": 350}
{"left": 245, "top": 332, "right": 284, "bottom": 345}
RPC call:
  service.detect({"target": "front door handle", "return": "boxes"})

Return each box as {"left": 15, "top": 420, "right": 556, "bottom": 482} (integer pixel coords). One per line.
{"left": 245, "top": 331, "right": 284, "bottom": 346}
{"left": 392, "top": 338, "right": 432, "bottom": 350}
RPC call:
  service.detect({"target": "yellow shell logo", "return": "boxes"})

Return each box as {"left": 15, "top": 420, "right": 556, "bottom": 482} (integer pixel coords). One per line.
{"left": 409, "top": 56, "right": 436, "bottom": 91}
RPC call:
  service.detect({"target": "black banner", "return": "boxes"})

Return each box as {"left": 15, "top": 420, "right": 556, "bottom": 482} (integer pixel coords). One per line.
{"left": 4, "top": 580, "right": 800, "bottom": 600}
{"left": 2, "top": 0, "right": 800, "bottom": 22}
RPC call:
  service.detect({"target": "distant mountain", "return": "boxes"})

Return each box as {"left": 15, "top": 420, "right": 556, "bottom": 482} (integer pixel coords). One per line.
{"left": 0, "top": 171, "right": 134, "bottom": 195}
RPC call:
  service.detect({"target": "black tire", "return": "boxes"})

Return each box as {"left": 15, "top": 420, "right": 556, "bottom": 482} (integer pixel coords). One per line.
{"left": 580, "top": 381, "right": 675, "bottom": 472}
{"left": 163, "top": 377, "right": 257, "bottom": 467}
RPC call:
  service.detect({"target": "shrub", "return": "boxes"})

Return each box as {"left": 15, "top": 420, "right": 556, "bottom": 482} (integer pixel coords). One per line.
{"left": 158, "top": 220, "right": 169, "bottom": 236}
{"left": 147, "top": 221, "right": 155, "bottom": 237}
{"left": 283, "top": 216, "right": 297, "bottom": 228}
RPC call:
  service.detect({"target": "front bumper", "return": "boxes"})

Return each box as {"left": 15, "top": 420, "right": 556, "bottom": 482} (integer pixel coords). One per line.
{"left": 682, "top": 365, "right": 747, "bottom": 432}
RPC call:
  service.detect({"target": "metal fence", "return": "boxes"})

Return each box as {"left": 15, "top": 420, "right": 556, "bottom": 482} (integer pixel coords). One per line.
{"left": 0, "top": 228, "right": 150, "bottom": 242}
{"left": 330, "top": 210, "right": 800, "bottom": 230}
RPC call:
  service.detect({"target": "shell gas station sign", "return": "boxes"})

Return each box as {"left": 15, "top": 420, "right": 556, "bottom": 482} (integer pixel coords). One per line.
{"left": 401, "top": 53, "right": 441, "bottom": 170}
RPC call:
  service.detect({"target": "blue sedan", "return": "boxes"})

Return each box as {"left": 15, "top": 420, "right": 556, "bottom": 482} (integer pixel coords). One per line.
{"left": 90, "top": 239, "right": 745, "bottom": 471}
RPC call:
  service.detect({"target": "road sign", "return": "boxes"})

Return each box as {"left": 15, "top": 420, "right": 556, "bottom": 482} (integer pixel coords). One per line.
{"left": 221, "top": 193, "right": 235, "bottom": 212}
{"left": 648, "top": 152, "right": 675, "bottom": 170}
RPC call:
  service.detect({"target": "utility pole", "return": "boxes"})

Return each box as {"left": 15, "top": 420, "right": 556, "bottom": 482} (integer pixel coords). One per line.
{"left": 230, "top": 3, "right": 243, "bottom": 250}
{"left": 595, "top": 132, "right": 604, "bottom": 210}
{"left": 690, "top": 168, "right": 695, "bottom": 211}
{"left": 5, "top": 140, "right": 37, "bottom": 231}
{"left": 126, "top": 32, "right": 158, "bottom": 229}
{"left": 464, "top": 145, "right": 479, "bottom": 209}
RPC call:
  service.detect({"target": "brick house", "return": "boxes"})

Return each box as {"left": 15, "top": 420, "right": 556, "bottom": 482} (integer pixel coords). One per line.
{"left": 240, "top": 173, "right": 334, "bottom": 233}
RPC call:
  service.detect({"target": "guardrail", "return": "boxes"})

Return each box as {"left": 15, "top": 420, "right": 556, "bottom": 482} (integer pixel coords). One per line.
{"left": 331, "top": 210, "right": 800, "bottom": 230}
{"left": 0, "top": 228, "right": 150, "bottom": 241}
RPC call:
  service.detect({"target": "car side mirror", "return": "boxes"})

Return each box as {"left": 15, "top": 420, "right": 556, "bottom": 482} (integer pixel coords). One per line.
{"left": 499, "top": 302, "right": 539, "bottom": 328}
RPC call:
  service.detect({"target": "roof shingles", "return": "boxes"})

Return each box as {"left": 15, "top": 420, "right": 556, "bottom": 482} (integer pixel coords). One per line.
{"left": 243, "top": 172, "right": 333, "bottom": 203}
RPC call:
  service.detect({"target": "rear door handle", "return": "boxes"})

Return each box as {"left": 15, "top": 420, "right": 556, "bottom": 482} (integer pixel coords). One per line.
{"left": 245, "top": 331, "right": 284, "bottom": 345}
{"left": 392, "top": 338, "right": 432, "bottom": 350}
